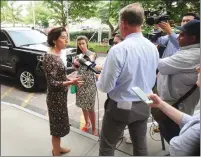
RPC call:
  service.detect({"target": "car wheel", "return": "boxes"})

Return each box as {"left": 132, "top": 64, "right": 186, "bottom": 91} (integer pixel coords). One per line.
{"left": 17, "top": 68, "right": 36, "bottom": 91}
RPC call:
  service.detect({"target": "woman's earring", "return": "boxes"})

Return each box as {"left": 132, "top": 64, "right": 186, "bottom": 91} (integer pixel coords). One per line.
{"left": 53, "top": 41, "right": 57, "bottom": 48}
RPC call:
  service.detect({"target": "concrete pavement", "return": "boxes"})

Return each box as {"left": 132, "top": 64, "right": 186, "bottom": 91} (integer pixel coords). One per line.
{"left": 1, "top": 101, "right": 170, "bottom": 156}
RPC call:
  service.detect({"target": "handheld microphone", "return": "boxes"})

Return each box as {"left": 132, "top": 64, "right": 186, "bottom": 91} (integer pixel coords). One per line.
{"left": 78, "top": 55, "right": 101, "bottom": 74}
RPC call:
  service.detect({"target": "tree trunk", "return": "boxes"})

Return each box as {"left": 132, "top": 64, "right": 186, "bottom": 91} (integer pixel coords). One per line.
{"left": 61, "top": 0, "right": 66, "bottom": 27}
{"left": 113, "top": 25, "right": 119, "bottom": 33}
{"left": 107, "top": 21, "right": 114, "bottom": 39}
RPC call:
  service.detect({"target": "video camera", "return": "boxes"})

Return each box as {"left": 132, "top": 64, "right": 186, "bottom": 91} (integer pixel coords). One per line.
{"left": 145, "top": 10, "right": 169, "bottom": 26}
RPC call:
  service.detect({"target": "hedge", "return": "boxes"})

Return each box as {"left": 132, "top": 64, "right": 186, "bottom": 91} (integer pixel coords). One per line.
{"left": 69, "top": 31, "right": 109, "bottom": 42}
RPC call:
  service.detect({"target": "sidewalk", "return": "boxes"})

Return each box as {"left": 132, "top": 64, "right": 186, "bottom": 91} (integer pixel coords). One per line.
{"left": 1, "top": 101, "right": 169, "bottom": 156}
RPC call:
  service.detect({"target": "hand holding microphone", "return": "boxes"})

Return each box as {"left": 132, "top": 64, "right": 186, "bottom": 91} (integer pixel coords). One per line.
{"left": 77, "top": 54, "right": 101, "bottom": 74}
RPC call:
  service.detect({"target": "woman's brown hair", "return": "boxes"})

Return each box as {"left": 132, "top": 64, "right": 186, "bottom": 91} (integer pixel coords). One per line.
{"left": 47, "top": 27, "right": 66, "bottom": 47}
{"left": 76, "top": 35, "right": 89, "bottom": 55}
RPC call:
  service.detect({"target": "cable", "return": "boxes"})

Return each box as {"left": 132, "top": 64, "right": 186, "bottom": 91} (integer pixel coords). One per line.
{"left": 93, "top": 74, "right": 101, "bottom": 140}
{"left": 149, "top": 115, "right": 161, "bottom": 141}
{"left": 116, "top": 136, "right": 124, "bottom": 149}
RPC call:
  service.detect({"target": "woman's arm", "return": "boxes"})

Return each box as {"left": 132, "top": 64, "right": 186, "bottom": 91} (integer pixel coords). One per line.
{"left": 148, "top": 94, "right": 185, "bottom": 125}
{"left": 63, "top": 79, "right": 81, "bottom": 86}
{"left": 88, "top": 53, "right": 97, "bottom": 62}
{"left": 169, "top": 122, "right": 200, "bottom": 156}
{"left": 44, "top": 55, "right": 83, "bottom": 87}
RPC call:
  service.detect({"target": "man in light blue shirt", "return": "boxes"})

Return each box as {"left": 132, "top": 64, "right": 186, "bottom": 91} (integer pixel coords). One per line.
{"left": 97, "top": 3, "right": 159, "bottom": 156}
{"left": 154, "top": 13, "right": 200, "bottom": 58}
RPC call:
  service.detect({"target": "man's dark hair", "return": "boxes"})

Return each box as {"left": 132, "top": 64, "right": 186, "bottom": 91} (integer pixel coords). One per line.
{"left": 120, "top": 3, "right": 144, "bottom": 26}
{"left": 183, "top": 13, "right": 200, "bottom": 20}
{"left": 47, "top": 27, "right": 66, "bottom": 47}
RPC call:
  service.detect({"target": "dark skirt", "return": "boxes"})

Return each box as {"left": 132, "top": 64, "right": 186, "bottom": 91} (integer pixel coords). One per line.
{"left": 46, "top": 91, "right": 70, "bottom": 137}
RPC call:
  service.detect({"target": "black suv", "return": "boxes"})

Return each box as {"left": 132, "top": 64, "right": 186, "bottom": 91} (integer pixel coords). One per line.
{"left": 0, "top": 27, "right": 76, "bottom": 91}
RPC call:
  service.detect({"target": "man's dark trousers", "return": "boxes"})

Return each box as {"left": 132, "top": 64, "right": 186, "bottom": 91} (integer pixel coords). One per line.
{"left": 99, "top": 98, "right": 150, "bottom": 156}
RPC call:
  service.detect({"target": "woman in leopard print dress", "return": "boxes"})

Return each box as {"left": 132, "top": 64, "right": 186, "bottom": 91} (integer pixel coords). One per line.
{"left": 43, "top": 27, "right": 83, "bottom": 156}
{"left": 73, "top": 36, "right": 97, "bottom": 136}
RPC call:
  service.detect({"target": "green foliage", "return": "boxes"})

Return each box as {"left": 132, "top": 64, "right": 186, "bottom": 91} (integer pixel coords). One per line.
{"left": 43, "top": 0, "right": 99, "bottom": 26}
{"left": 1, "top": 1, "right": 8, "bottom": 22}
{"left": 43, "top": 0, "right": 67, "bottom": 26}
{"left": 69, "top": 31, "right": 109, "bottom": 42}
{"left": 24, "top": 1, "right": 51, "bottom": 27}
{"left": 68, "top": 0, "right": 99, "bottom": 22}
{"left": 1, "top": 1, "right": 23, "bottom": 26}
{"left": 1, "top": 1, "right": 8, "bottom": 8}
{"left": 96, "top": 0, "right": 200, "bottom": 34}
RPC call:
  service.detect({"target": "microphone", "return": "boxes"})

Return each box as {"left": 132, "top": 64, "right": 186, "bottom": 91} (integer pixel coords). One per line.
{"left": 78, "top": 55, "right": 101, "bottom": 74}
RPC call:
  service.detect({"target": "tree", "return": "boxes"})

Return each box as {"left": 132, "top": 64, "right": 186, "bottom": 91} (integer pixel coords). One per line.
{"left": 97, "top": 0, "right": 200, "bottom": 35}
{"left": 97, "top": 1, "right": 136, "bottom": 36}
{"left": 1, "top": 1, "right": 8, "bottom": 8}
{"left": 1, "top": 1, "right": 8, "bottom": 22}
{"left": 24, "top": 1, "right": 52, "bottom": 28}
{"left": 44, "top": 0, "right": 99, "bottom": 27}
{"left": 4, "top": 1, "right": 23, "bottom": 26}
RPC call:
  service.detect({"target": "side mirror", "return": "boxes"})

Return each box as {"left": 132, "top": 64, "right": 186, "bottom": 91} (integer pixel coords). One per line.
{"left": 0, "top": 41, "right": 12, "bottom": 47}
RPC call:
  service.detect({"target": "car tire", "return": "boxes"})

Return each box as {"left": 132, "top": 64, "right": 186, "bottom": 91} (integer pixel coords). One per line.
{"left": 17, "top": 68, "right": 36, "bottom": 92}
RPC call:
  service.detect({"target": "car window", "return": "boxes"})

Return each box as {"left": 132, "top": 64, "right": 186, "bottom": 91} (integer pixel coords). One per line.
{"left": 7, "top": 30, "right": 47, "bottom": 47}
{"left": 0, "top": 32, "right": 10, "bottom": 43}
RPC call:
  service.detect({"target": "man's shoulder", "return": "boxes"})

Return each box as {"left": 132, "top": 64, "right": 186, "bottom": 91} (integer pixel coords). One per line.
{"left": 176, "top": 45, "right": 200, "bottom": 55}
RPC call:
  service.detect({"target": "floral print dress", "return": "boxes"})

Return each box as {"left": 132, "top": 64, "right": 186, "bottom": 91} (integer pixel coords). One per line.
{"left": 76, "top": 50, "right": 97, "bottom": 111}
{"left": 43, "top": 51, "right": 70, "bottom": 137}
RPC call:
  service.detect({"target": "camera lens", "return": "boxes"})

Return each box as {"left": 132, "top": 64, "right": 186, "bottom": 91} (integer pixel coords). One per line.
{"left": 146, "top": 17, "right": 155, "bottom": 25}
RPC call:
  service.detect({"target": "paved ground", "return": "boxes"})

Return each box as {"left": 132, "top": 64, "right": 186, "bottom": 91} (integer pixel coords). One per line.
{"left": 1, "top": 56, "right": 107, "bottom": 135}
{"left": 1, "top": 102, "right": 170, "bottom": 156}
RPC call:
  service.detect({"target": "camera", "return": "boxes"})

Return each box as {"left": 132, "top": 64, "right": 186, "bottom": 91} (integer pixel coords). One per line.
{"left": 147, "top": 31, "right": 163, "bottom": 42}
{"left": 145, "top": 10, "right": 169, "bottom": 26}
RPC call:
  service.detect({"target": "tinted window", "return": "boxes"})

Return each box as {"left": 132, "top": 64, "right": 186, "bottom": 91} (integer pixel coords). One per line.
{"left": 7, "top": 30, "right": 47, "bottom": 47}
{"left": 0, "top": 32, "right": 10, "bottom": 43}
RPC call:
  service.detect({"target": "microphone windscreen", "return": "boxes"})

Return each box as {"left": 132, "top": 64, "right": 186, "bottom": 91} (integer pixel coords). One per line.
{"left": 78, "top": 58, "right": 87, "bottom": 65}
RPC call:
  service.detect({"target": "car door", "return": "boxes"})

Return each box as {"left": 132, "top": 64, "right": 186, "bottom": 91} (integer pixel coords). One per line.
{"left": 0, "top": 31, "right": 14, "bottom": 74}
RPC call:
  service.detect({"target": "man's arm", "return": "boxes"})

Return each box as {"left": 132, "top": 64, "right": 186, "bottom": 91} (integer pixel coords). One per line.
{"left": 158, "top": 22, "right": 179, "bottom": 49}
{"left": 158, "top": 58, "right": 181, "bottom": 75}
{"left": 158, "top": 53, "right": 198, "bottom": 75}
{"left": 156, "top": 35, "right": 169, "bottom": 47}
{"left": 168, "top": 32, "right": 179, "bottom": 49}
{"left": 96, "top": 49, "right": 122, "bottom": 93}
